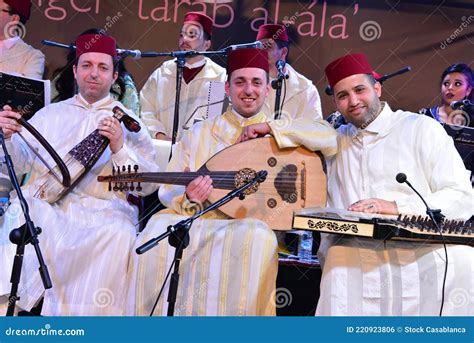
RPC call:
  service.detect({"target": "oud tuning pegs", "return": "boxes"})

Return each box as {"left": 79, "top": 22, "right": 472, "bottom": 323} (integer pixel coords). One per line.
{"left": 121, "top": 166, "right": 127, "bottom": 192}
{"left": 133, "top": 165, "right": 141, "bottom": 190}
{"left": 123, "top": 182, "right": 129, "bottom": 192}
{"left": 109, "top": 166, "right": 115, "bottom": 191}
{"left": 128, "top": 165, "right": 132, "bottom": 173}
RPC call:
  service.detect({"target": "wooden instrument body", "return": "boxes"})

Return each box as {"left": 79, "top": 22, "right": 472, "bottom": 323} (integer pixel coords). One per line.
{"left": 30, "top": 106, "right": 139, "bottom": 203}
{"left": 199, "top": 137, "right": 327, "bottom": 230}
{"left": 98, "top": 138, "right": 327, "bottom": 230}
{"left": 293, "top": 207, "right": 474, "bottom": 246}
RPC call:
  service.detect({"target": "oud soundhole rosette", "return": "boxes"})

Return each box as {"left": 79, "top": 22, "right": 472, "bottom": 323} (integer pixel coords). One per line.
{"left": 235, "top": 168, "right": 259, "bottom": 195}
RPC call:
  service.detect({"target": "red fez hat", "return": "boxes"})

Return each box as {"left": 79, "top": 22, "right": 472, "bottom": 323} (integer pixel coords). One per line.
{"left": 227, "top": 48, "right": 269, "bottom": 75}
{"left": 183, "top": 12, "right": 213, "bottom": 37}
{"left": 75, "top": 34, "right": 117, "bottom": 59}
{"left": 5, "top": 0, "right": 31, "bottom": 19}
{"left": 325, "top": 53, "right": 374, "bottom": 88}
{"left": 256, "top": 24, "right": 289, "bottom": 42}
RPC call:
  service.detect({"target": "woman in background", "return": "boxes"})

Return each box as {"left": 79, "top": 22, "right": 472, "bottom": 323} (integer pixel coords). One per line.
{"left": 420, "top": 63, "right": 473, "bottom": 126}
{"left": 50, "top": 28, "right": 140, "bottom": 116}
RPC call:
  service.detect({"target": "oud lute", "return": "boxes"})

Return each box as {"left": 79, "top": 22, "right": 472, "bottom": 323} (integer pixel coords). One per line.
{"left": 98, "top": 137, "right": 327, "bottom": 230}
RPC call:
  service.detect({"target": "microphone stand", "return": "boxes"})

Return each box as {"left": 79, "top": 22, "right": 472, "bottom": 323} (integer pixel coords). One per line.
{"left": 148, "top": 45, "right": 260, "bottom": 157}
{"left": 402, "top": 178, "right": 445, "bottom": 226}
{"left": 42, "top": 39, "right": 243, "bottom": 158}
{"left": 377, "top": 66, "right": 411, "bottom": 84}
{"left": 272, "top": 64, "right": 288, "bottom": 120}
{"left": 397, "top": 173, "right": 447, "bottom": 316}
{"left": 164, "top": 49, "right": 228, "bottom": 160}
{"left": 0, "top": 129, "right": 52, "bottom": 316}
{"left": 136, "top": 170, "right": 268, "bottom": 316}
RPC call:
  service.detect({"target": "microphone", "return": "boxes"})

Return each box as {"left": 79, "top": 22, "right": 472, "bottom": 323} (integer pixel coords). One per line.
{"left": 225, "top": 41, "right": 263, "bottom": 51}
{"left": 42, "top": 39, "right": 158, "bottom": 59}
{"left": 42, "top": 39, "right": 72, "bottom": 50}
{"left": 377, "top": 66, "right": 411, "bottom": 84}
{"left": 117, "top": 49, "right": 160, "bottom": 59}
{"left": 276, "top": 60, "right": 286, "bottom": 74}
{"left": 324, "top": 67, "right": 411, "bottom": 97}
{"left": 395, "top": 172, "right": 444, "bottom": 224}
{"left": 395, "top": 172, "right": 407, "bottom": 183}
{"left": 450, "top": 99, "right": 474, "bottom": 110}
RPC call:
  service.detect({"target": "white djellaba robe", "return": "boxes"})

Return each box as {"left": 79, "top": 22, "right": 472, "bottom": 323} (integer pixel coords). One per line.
{"left": 0, "top": 36, "right": 46, "bottom": 203}
{"left": 0, "top": 36, "right": 45, "bottom": 79}
{"left": 140, "top": 58, "right": 226, "bottom": 140}
{"left": 127, "top": 110, "right": 337, "bottom": 316}
{"left": 317, "top": 103, "right": 473, "bottom": 316}
{"left": 261, "top": 64, "right": 323, "bottom": 121}
{"left": 0, "top": 94, "right": 158, "bottom": 316}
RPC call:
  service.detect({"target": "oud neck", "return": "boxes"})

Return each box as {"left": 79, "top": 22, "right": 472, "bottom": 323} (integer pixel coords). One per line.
{"left": 129, "top": 171, "right": 237, "bottom": 189}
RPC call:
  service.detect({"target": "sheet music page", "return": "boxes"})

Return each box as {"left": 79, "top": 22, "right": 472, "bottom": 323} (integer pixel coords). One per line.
{"left": 206, "top": 80, "right": 226, "bottom": 119}
{"left": 0, "top": 72, "right": 50, "bottom": 120}
{"left": 185, "top": 81, "right": 226, "bottom": 128}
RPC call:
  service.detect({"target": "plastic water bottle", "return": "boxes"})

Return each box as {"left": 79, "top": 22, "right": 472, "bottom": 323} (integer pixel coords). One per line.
{"left": 0, "top": 177, "right": 12, "bottom": 216}
{"left": 298, "top": 231, "right": 313, "bottom": 261}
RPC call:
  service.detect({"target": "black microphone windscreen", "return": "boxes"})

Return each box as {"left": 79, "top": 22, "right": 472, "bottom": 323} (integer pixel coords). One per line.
{"left": 396, "top": 173, "right": 407, "bottom": 183}
{"left": 450, "top": 101, "right": 461, "bottom": 110}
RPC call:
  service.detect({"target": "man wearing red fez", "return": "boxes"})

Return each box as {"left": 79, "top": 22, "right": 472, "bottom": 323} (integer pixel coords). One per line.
{"left": 316, "top": 53, "right": 472, "bottom": 316}
{"left": 256, "top": 24, "right": 323, "bottom": 122}
{"left": 140, "top": 11, "right": 226, "bottom": 142}
{"left": 128, "top": 48, "right": 337, "bottom": 316}
{"left": 0, "top": 32, "right": 158, "bottom": 315}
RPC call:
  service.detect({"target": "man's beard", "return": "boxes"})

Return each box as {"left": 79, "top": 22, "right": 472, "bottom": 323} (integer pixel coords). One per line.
{"left": 359, "top": 99, "right": 382, "bottom": 129}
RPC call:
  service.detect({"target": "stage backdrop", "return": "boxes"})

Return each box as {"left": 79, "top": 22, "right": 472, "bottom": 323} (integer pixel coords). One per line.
{"left": 22, "top": 0, "right": 473, "bottom": 117}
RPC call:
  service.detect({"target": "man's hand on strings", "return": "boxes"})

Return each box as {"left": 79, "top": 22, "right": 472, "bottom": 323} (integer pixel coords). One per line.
{"left": 236, "top": 123, "right": 271, "bottom": 143}
{"left": 0, "top": 105, "right": 22, "bottom": 139}
{"left": 348, "top": 198, "right": 399, "bottom": 215}
{"left": 99, "top": 117, "right": 123, "bottom": 153}
{"left": 185, "top": 167, "right": 213, "bottom": 203}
